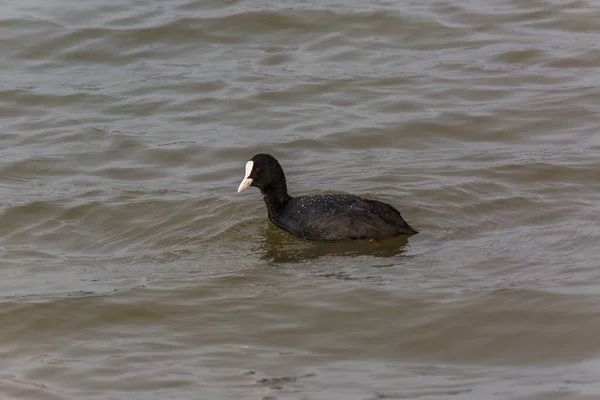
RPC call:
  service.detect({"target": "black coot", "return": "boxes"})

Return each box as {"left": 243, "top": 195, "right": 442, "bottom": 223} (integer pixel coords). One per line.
{"left": 237, "top": 154, "right": 418, "bottom": 241}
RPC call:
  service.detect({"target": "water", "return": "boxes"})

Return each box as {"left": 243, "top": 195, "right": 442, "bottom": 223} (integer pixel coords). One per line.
{"left": 1, "top": 0, "right": 600, "bottom": 398}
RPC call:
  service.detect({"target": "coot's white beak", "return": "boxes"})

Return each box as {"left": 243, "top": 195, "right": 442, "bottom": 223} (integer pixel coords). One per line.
{"left": 237, "top": 160, "right": 254, "bottom": 193}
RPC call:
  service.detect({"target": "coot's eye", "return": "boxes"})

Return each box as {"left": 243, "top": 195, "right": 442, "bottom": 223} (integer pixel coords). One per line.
{"left": 255, "top": 167, "right": 260, "bottom": 172}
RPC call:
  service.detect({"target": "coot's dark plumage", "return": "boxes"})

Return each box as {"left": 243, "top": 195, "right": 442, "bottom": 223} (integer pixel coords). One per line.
{"left": 237, "top": 154, "right": 417, "bottom": 241}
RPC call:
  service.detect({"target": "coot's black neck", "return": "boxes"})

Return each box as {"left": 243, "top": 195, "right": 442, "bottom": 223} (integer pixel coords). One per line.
{"left": 260, "top": 173, "right": 291, "bottom": 217}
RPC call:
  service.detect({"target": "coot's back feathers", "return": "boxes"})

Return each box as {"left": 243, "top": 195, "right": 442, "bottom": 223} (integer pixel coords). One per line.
{"left": 237, "top": 154, "right": 417, "bottom": 241}
{"left": 276, "top": 194, "right": 417, "bottom": 240}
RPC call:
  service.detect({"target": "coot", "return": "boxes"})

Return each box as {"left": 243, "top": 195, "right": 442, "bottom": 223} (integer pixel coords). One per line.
{"left": 237, "top": 154, "right": 418, "bottom": 241}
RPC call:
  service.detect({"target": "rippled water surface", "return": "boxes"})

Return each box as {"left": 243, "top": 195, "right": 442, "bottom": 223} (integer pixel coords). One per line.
{"left": 2, "top": 0, "right": 600, "bottom": 399}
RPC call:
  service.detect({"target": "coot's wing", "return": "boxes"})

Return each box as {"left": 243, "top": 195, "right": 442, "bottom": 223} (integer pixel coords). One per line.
{"left": 275, "top": 194, "right": 414, "bottom": 240}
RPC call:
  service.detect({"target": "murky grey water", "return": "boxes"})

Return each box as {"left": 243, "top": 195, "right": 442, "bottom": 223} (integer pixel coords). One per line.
{"left": 2, "top": 0, "right": 600, "bottom": 398}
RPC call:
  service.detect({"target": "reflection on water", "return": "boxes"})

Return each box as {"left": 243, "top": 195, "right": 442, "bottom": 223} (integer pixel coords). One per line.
{"left": 256, "top": 221, "right": 410, "bottom": 263}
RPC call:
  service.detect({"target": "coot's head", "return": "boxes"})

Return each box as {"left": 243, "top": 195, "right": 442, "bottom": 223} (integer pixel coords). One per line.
{"left": 237, "top": 153, "right": 287, "bottom": 194}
